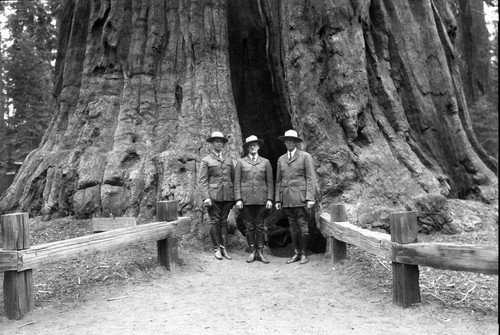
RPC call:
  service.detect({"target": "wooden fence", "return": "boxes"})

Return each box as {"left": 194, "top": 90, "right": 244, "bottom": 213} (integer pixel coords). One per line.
{"left": 0, "top": 200, "right": 190, "bottom": 320}
{"left": 2, "top": 201, "right": 496, "bottom": 318}
{"left": 321, "top": 204, "right": 498, "bottom": 308}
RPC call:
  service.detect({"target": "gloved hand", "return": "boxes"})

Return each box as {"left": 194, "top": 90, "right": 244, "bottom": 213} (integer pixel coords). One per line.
{"left": 266, "top": 200, "right": 273, "bottom": 209}
{"left": 275, "top": 202, "right": 282, "bottom": 210}
{"left": 306, "top": 200, "right": 315, "bottom": 209}
{"left": 236, "top": 200, "right": 243, "bottom": 210}
{"left": 203, "top": 198, "right": 212, "bottom": 208}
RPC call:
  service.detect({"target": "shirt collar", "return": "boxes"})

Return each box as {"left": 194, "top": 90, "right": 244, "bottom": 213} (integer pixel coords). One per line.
{"left": 288, "top": 148, "right": 297, "bottom": 158}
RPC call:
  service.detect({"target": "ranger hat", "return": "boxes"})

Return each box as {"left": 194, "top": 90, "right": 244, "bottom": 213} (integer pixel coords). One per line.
{"left": 278, "top": 129, "right": 303, "bottom": 142}
{"left": 206, "top": 131, "right": 228, "bottom": 143}
{"left": 243, "top": 135, "right": 264, "bottom": 148}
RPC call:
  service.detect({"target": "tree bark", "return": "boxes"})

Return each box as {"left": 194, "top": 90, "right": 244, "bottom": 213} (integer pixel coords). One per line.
{"left": 0, "top": 30, "right": 7, "bottom": 175}
{"left": 455, "top": 0, "right": 491, "bottom": 102}
{"left": 0, "top": 0, "right": 497, "bottom": 234}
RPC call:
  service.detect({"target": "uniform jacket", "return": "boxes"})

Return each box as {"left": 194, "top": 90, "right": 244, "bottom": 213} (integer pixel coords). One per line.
{"left": 234, "top": 155, "right": 273, "bottom": 205}
{"left": 198, "top": 153, "right": 235, "bottom": 202}
{"left": 275, "top": 149, "right": 316, "bottom": 208}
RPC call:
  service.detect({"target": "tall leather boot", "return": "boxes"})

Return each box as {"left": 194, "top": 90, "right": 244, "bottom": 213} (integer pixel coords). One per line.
{"left": 246, "top": 232, "right": 256, "bottom": 263}
{"left": 256, "top": 233, "right": 269, "bottom": 264}
{"left": 246, "top": 233, "right": 253, "bottom": 252}
{"left": 286, "top": 233, "right": 301, "bottom": 264}
{"left": 300, "top": 234, "right": 309, "bottom": 264}
{"left": 210, "top": 225, "right": 219, "bottom": 247}
{"left": 210, "top": 226, "right": 222, "bottom": 260}
{"left": 220, "top": 232, "right": 232, "bottom": 260}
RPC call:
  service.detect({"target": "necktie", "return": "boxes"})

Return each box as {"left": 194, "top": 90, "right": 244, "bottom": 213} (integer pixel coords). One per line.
{"left": 288, "top": 152, "right": 291, "bottom": 160}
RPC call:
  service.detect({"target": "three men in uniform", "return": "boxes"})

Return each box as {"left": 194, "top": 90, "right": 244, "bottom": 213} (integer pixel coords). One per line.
{"left": 198, "top": 130, "right": 316, "bottom": 264}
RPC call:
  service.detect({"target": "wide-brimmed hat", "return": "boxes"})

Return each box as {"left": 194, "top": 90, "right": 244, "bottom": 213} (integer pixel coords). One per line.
{"left": 243, "top": 135, "right": 264, "bottom": 148}
{"left": 206, "top": 131, "right": 228, "bottom": 143}
{"left": 278, "top": 129, "right": 303, "bottom": 142}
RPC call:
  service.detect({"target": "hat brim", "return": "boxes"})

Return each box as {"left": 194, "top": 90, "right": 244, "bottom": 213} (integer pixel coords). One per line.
{"left": 278, "top": 136, "right": 303, "bottom": 142}
{"left": 207, "top": 137, "right": 228, "bottom": 143}
{"left": 243, "top": 139, "right": 264, "bottom": 147}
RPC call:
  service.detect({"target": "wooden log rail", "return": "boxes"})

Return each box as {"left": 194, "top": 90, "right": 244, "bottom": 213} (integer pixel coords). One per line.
{"left": 0, "top": 217, "right": 190, "bottom": 272}
{"left": 1, "top": 200, "right": 190, "bottom": 320}
{"left": 320, "top": 204, "right": 498, "bottom": 308}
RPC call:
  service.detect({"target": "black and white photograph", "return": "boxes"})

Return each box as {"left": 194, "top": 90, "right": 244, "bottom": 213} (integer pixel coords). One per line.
{"left": 0, "top": 1, "right": 498, "bottom": 334}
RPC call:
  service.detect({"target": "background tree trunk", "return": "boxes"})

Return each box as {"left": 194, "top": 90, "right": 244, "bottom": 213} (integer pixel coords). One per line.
{"left": 0, "top": 0, "right": 497, "bottom": 243}
{"left": 455, "top": 0, "right": 491, "bottom": 102}
{"left": 0, "top": 30, "right": 6, "bottom": 175}
{"left": 452, "top": 0, "right": 498, "bottom": 168}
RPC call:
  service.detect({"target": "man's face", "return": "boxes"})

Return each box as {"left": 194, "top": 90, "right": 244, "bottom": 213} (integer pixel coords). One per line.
{"left": 212, "top": 139, "right": 224, "bottom": 152}
{"left": 284, "top": 139, "right": 297, "bottom": 151}
{"left": 248, "top": 143, "right": 259, "bottom": 155}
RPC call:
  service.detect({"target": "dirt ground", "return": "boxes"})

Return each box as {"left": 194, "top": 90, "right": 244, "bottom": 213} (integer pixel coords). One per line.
{"left": 0, "top": 247, "right": 497, "bottom": 335}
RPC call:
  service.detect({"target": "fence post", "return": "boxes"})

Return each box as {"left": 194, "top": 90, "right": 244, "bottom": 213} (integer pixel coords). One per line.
{"left": 330, "top": 204, "right": 347, "bottom": 264}
{"left": 390, "top": 211, "right": 421, "bottom": 308}
{"left": 156, "top": 201, "right": 179, "bottom": 270}
{"left": 1, "top": 213, "right": 34, "bottom": 319}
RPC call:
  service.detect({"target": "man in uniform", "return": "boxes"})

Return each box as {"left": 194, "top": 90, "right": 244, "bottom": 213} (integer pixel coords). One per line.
{"left": 275, "top": 130, "right": 316, "bottom": 264}
{"left": 198, "top": 131, "right": 235, "bottom": 260}
{"left": 234, "top": 135, "right": 273, "bottom": 263}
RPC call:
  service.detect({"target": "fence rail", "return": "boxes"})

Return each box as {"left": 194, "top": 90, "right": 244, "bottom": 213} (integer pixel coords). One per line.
{"left": 0, "top": 217, "right": 190, "bottom": 272}
{"left": 320, "top": 205, "right": 498, "bottom": 308}
{"left": 393, "top": 243, "right": 498, "bottom": 274}
{"left": 320, "top": 214, "right": 392, "bottom": 260}
{"left": 1, "top": 200, "right": 189, "bottom": 320}
{"left": 319, "top": 213, "right": 498, "bottom": 274}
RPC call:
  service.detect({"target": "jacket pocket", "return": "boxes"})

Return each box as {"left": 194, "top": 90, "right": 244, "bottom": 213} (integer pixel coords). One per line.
{"left": 242, "top": 166, "right": 252, "bottom": 178}
{"left": 258, "top": 166, "right": 266, "bottom": 179}
{"left": 299, "top": 186, "right": 307, "bottom": 203}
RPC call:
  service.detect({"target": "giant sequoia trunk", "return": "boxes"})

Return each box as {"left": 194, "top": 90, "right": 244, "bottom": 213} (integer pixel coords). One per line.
{"left": 0, "top": 0, "right": 497, "bottom": 244}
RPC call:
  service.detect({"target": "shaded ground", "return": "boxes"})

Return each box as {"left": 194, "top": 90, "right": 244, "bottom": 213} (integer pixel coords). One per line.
{"left": 0, "top": 246, "right": 498, "bottom": 335}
